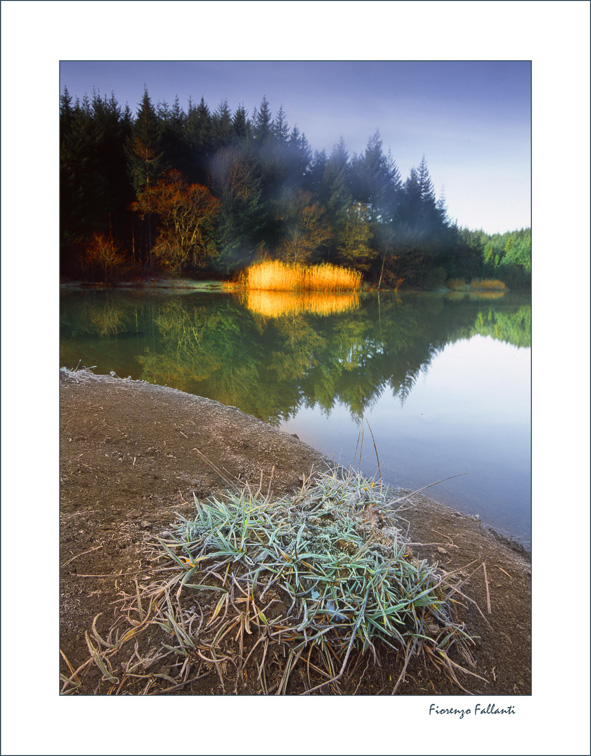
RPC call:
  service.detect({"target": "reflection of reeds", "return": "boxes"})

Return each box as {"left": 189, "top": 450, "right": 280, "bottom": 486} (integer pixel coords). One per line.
{"left": 470, "top": 278, "right": 507, "bottom": 291}
{"left": 444, "top": 291, "right": 468, "bottom": 302}
{"left": 243, "top": 289, "right": 361, "bottom": 318}
{"left": 243, "top": 261, "right": 362, "bottom": 291}
{"left": 468, "top": 291, "right": 507, "bottom": 301}
{"left": 89, "top": 303, "right": 129, "bottom": 336}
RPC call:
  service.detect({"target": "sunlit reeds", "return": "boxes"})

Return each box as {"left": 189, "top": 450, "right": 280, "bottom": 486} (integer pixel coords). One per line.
{"left": 446, "top": 278, "right": 507, "bottom": 292}
{"left": 243, "top": 289, "right": 361, "bottom": 318}
{"left": 243, "top": 260, "right": 362, "bottom": 291}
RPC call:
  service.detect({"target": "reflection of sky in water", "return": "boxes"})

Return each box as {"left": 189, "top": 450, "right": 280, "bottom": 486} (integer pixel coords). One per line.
{"left": 281, "top": 335, "right": 531, "bottom": 545}
{"left": 60, "top": 290, "right": 531, "bottom": 545}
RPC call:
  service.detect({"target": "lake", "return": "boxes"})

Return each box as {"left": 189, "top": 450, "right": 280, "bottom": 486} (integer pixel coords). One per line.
{"left": 60, "top": 287, "right": 531, "bottom": 547}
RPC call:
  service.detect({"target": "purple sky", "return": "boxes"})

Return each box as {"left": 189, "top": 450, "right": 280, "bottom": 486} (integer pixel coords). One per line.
{"left": 60, "top": 60, "right": 531, "bottom": 234}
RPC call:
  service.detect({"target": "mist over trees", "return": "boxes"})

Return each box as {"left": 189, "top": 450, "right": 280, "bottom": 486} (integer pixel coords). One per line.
{"left": 60, "top": 87, "right": 531, "bottom": 288}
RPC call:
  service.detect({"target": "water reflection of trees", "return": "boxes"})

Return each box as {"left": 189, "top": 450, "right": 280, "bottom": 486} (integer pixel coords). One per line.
{"left": 60, "top": 290, "right": 531, "bottom": 424}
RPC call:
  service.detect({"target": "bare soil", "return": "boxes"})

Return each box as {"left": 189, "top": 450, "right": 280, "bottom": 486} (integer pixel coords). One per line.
{"left": 60, "top": 369, "right": 531, "bottom": 695}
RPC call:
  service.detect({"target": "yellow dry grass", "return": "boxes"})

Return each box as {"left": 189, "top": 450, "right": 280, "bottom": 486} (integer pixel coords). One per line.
{"left": 446, "top": 278, "right": 507, "bottom": 292}
{"left": 243, "top": 260, "right": 362, "bottom": 291}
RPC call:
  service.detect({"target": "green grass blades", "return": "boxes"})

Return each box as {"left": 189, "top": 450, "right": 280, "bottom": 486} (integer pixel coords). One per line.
{"left": 155, "top": 468, "right": 475, "bottom": 693}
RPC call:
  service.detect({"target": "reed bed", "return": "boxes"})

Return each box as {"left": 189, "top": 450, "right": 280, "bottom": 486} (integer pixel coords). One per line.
{"left": 446, "top": 278, "right": 507, "bottom": 292}
{"left": 243, "top": 289, "right": 361, "bottom": 318}
{"left": 243, "top": 260, "right": 362, "bottom": 291}
{"left": 61, "top": 469, "right": 481, "bottom": 696}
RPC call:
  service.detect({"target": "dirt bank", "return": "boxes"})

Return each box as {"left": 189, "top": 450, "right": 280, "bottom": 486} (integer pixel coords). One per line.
{"left": 60, "top": 369, "right": 530, "bottom": 695}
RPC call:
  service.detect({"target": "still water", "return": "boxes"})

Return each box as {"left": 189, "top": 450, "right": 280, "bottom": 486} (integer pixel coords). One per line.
{"left": 60, "top": 288, "right": 531, "bottom": 546}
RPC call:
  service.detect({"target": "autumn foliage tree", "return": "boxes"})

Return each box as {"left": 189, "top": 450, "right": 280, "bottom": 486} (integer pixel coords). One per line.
{"left": 132, "top": 170, "right": 220, "bottom": 275}
{"left": 84, "top": 232, "right": 127, "bottom": 282}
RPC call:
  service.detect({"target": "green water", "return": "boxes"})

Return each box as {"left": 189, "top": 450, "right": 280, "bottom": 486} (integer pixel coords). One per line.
{"left": 60, "top": 288, "right": 531, "bottom": 546}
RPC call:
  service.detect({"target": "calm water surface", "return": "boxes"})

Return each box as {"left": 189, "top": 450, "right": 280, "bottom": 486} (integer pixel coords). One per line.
{"left": 60, "top": 288, "right": 531, "bottom": 546}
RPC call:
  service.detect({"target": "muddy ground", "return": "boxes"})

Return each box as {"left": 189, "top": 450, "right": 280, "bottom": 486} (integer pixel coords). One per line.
{"left": 60, "top": 369, "right": 531, "bottom": 696}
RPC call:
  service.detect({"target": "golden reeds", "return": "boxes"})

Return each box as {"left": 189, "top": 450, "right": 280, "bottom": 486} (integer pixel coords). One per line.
{"left": 243, "top": 260, "right": 362, "bottom": 291}
{"left": 446, "top": 277, "right": 507, "bottom": 292}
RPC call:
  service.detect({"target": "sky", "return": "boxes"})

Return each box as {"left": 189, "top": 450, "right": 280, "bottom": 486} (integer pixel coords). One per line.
{"left": 60, "top": 60, "right": 531, "bottom": 234}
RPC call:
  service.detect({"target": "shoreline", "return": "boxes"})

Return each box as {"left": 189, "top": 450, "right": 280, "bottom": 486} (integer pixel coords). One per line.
{"left": 60, "top": 369, "right": 531, "bottom": 694}
{"left": 60, "top": 278, "right": 524, "bottom": 295}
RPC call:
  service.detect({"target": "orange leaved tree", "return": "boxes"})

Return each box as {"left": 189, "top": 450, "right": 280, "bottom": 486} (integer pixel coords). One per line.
{"left": 132, "top": 170, "right": 220, "bottom": 275}
{"left": 84, "top": 233, "right": 127, "bottom": 282}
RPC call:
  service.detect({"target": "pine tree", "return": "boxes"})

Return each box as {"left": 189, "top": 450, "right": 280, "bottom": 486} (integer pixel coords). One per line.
{"left": 159, "top": 95, "right": 187, "bottom": 173}
{"left": 306, "top": 149, "right": 328, "bottom": 201}
{"left": 324, "top": 139, "right": 351, "bottom": 218}
{"left": 185, "top": 97, "right": 213, "bottom": 184}
{"left": 252, "top": 96, "right": 273, "bottom": 143}
{"left": 232, "top": 104, "right": 250, "bottom": 142}
{"left": 273, "top": 106, "right": 290, "bottom": 144}
{"left": 211, "top": 100, "right": 234, "bottom": 149}
{"left": 127, "top": 88, "right": 165, "bottom": 194}
{"left": 208, "top": 144, "right": 264, "bottom": 272}
{"left": 127, "top": 88, "right": 166, "bottom": 265}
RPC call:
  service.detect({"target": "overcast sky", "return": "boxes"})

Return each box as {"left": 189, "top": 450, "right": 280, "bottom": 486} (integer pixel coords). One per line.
{"left": 61, "top": 60, "right": 531, "bottom": 234}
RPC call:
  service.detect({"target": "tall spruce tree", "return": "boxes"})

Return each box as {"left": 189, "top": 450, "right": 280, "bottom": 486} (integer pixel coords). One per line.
{"left": 127, "top": 88, "right": 166, "bottom": 265}
{"left": 128, "top": 88, "right": 165, "bottom": 193}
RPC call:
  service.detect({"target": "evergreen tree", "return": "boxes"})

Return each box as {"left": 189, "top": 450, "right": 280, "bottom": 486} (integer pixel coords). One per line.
{"left": 211, "top": 100, "right": 234, "bottom": 149}
{"left": 159, "top": 95, "right": 187, "bottom": 173}
{"left": 273, "top": 105, "right": 290, "bottom": 145}
{"left": 323, "top": 140, "right": 351, "bottom": 219}
{"left": 60, "top": 88, "right": 132, "bottom": 272}
{"left": 252, "top": 95, "right": 273, "bottom": 143}
{"left": 352, "top": 131, "right": 399, "bottom": 222}
{"left": 208, "top": 144, "right": 264, "bottom": 272}
{"left": 127, "top": 88, "right": 166, "bottom": 265}
{"left": 232, "top": 104, "right": 250, "bottom": 142}
{"left": 127, "top": 88, "right": 165, "bottom": 194}
{"left": 287, "top": 127, "right": 312, "bottom": 184}
{"left": 185, "top": 97, "right": 212, "bottom": 184}
{"left": 306, "top": 149, "right": 328, "bottom": 201}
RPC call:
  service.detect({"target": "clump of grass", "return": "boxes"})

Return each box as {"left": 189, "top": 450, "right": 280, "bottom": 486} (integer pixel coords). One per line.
{"left": 243, "top": 260, "right": 362, "bottom": 291}
{"left": 446, "top": 278, "right": 507, "bottom": 293}
{"left": 62, "top": 469, "right": 484, "bottom": 695}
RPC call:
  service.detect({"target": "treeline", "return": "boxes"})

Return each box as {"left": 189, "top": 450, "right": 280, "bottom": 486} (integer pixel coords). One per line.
{"left": 459, "top": 228, "right": 531, "bottom": 289}
{"left": 60, "top": 87, "right": 531, "bottom": 288}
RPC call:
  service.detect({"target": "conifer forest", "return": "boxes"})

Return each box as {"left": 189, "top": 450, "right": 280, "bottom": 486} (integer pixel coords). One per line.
{"left": 60, "top": 87, "right": 531, "bottom": 288}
